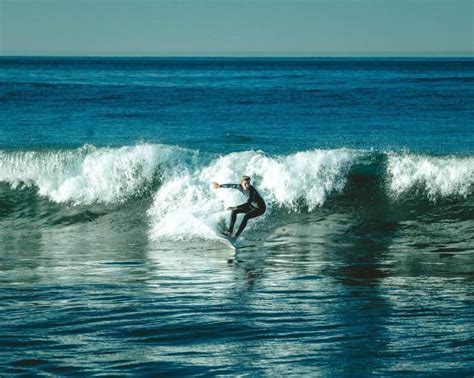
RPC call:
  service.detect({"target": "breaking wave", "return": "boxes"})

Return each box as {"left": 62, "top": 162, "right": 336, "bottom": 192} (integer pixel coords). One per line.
{"left": 387, "top": 153, "right": 474, "bottom": 200}
{"left": 0, "top": 144, "right": 198, "bottom": 205}
{"left": 0, "top": 144, "right": 472, "bottom": 240}
{"left": 147, "top": 148, "right": 358, "bottom": 240}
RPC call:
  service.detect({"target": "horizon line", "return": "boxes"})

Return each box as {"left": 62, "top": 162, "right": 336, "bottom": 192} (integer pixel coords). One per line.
{"left": 1, "top": 54, "right": 473, "bottom": 59}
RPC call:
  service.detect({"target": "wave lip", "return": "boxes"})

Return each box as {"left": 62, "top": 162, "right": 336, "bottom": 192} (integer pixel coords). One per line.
{"left": 244, "top": 148, "right": 359, "bottom": 210}
{"left": 387, "top": 153, "right": 474, "bottom": 200}
{"left": 0, "top": 144, "right": 194, "bottom": 205}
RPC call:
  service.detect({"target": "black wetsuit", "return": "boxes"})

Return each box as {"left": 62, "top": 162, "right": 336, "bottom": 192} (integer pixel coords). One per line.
{"left": 220, "top": 184, "right": 266, "bottom": 238}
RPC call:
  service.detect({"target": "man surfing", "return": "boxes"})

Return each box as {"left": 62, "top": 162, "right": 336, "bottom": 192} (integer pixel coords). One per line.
{"left": 212, "top": 176, "right": 266, "bottom": 240}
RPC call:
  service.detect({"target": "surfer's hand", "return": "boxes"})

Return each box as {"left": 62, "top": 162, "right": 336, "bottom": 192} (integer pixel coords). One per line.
{"left": 212, "top": 182, "right": 220, "bottom": 189}
{"left": 226, "top": 207, "right": 236, "bottom": 211}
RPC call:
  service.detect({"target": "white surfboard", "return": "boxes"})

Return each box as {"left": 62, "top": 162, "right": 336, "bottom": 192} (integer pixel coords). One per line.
{"left": 216, "top": 233, "right": 239, "bottom": 250}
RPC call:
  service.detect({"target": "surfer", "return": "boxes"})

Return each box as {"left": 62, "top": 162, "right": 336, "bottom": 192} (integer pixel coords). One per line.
{"left": 212, "top": 176, "right": 266, "bottom": 240}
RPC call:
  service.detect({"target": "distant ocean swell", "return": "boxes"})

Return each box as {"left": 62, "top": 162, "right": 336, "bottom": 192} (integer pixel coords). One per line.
{"left": 1, "top": 144, "right": 472, "bottom": 240}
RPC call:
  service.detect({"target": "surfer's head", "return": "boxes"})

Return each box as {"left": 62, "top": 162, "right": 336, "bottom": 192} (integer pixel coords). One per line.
{"left": 240, "top": 176, "right": 251, "bottom": 191}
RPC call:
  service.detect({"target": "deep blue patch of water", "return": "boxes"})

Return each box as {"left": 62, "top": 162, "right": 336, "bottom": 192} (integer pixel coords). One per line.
{"left": 1, "top": 57, "right": 473, "bottom": 154}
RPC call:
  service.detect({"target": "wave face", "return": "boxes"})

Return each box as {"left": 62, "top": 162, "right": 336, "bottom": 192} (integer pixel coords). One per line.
{"left": 1, "top": 144, "right": 473, "bottom": 240}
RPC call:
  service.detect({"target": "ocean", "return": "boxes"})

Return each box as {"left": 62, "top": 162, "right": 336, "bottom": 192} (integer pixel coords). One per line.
{"left": 1, "top": 57, "right": 473, "bottom": 375}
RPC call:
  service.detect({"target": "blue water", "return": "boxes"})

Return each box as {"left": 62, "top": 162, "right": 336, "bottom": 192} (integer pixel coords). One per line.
{"left": 1, "top": 57, "right": 473, "bottom": 153}
{"left": 1, "top": 57, "right": 473, "bottom": 375}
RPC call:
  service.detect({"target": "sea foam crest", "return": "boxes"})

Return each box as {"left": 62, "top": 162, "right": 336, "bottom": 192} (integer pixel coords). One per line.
{"left": 387, "top": 154, "right": 474, "bottom": 199}
{"left": 148, "top": 148, "right": 358, "bottom": 240}
{"left": 242, "top": 148, "right": 357, "bottom": 210}
{"left": 0, "top": 144, "right": 193, "bottom": 204}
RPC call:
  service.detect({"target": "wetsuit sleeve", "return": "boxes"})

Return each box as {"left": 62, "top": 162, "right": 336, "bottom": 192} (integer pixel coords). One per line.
{"left": 220, "top": 184, "right": 240, "bottom": 189}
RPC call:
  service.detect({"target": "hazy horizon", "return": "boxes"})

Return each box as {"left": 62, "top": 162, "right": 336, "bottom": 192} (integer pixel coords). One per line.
{"left": 2, "top": 53, "right": 473, "bottom": 58}
{"left": 2, "top": 0, "right": 472, "bottom": 57}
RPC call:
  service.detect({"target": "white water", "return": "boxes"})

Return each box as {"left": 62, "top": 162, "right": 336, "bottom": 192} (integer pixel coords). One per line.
{"left": 148, "top": 148, "right": 359, "bottom": 241}
{"left": 0, "top": 144, "right": 196, "bottom": 205}
{"left": 388, "top": 154, "right": 474, "bottom": 199}
{"left": 1, "top": 145, "right": 473, "bottom": 242}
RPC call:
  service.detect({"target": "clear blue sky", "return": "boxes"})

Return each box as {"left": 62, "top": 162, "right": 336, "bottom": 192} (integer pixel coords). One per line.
{"left": 1, "top": 0, "right": 473, "bottom": 56}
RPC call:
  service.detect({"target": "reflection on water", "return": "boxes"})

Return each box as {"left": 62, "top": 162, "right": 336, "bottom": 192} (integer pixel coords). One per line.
{"left": 1, "top": 208, "right": 473, "bottom": 375}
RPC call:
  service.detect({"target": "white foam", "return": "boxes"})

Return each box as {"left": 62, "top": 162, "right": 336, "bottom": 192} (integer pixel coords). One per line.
{"left": 148, "top": 148, "right": 359, "bottom": 241}
{"left": 388, "top": 154, "right": 474, "bottom": 199}
{"left": 0, "top": 144, "right": 195, "bottom": 205}
{"left": 0, "top": 144, "right": 361, "bottom": 240}
{"left": 244, "top": 149, "right": 358, "bottom": 210}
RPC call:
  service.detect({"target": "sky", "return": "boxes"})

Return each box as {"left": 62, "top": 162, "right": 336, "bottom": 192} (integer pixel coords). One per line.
{"left": 1, "top": 0, "right": 473, "bottom": 57}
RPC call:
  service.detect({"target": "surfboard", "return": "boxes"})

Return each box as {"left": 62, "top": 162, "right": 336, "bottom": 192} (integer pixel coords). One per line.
{"left": 216, "top": 233, "right": 239, "bottom": 250}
